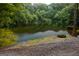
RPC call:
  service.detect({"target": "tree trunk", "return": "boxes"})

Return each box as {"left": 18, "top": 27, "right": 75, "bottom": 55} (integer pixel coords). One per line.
{"left": 72, "top": 3, "right": 78, "bottom": 36}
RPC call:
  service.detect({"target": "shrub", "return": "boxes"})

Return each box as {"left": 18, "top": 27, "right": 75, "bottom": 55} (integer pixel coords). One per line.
{"left": 0, "top": 29, "right": 17, "bottom": 47}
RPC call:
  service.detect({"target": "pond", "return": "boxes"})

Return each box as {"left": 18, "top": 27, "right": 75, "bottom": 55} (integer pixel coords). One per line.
{"left": 18, "top": 30, "right": 69, "bottom": 42}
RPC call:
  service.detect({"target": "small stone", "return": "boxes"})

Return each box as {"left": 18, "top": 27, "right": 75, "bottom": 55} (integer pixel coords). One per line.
{"left": 57, "top": 35, "right": 66, "bottom": 38}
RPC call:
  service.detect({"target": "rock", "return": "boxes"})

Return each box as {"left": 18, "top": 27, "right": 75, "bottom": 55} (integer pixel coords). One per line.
{"left": 57, "top": 35, "right": 66, "bottom": 38}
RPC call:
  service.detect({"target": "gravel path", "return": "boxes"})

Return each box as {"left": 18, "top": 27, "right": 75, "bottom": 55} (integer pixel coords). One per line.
{"left": 0, "top": 37, "right": 79, "bottom": 56}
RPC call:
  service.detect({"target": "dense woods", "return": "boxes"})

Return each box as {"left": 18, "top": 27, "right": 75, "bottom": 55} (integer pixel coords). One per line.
{"left": 0, "top": 3, "right": 75, "bottom": 29}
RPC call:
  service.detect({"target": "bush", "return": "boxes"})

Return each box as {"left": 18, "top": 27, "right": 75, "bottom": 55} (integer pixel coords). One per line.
{"left": 0, "top": 29, "right": 17, "bottom": 47}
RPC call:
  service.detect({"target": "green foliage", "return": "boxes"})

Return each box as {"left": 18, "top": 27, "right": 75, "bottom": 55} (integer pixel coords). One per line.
{"left": 0, "top": 29, "right": 17, "bottom": 47}
{"left": 0, "top": 3, "right": 77, "bottom": 30}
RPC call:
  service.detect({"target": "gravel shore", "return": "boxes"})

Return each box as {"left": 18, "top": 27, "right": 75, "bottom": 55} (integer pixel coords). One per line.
{"left": 0, "top": 36, "right": 79, "bottom": 56}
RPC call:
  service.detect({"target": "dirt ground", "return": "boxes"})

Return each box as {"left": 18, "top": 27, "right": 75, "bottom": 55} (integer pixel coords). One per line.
{"left": 0, "top": 36, "right": 79, "bottom": 56}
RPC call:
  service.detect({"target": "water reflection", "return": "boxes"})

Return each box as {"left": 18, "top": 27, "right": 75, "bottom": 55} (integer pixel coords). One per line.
{"left": 18, "top": 30, "right": 69, "bottom": 42}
